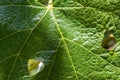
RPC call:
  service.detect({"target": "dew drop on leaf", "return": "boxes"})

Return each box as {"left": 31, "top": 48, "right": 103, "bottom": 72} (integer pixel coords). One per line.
{"left": 102, "top": 30, "right": 116, "bottom": 50}
{"left": 28, "top": 59, "right": 44, "bottom": 76}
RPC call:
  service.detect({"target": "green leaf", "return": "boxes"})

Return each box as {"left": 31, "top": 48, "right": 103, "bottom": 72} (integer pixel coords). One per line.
{"left": 0, "top": 0, "right": 120, "bottom": 80}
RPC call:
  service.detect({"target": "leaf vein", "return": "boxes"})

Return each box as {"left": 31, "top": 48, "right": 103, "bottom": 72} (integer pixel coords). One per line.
{"left": 51, "top": 9, "right": 79, "bottom": 80}
{"left": 6, "top": 7, "right": 49, "bottom": 80}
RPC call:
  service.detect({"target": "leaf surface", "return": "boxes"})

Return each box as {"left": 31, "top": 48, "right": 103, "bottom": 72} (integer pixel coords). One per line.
{"left": 0, "top": 0, "right": 120, "bottom": 80}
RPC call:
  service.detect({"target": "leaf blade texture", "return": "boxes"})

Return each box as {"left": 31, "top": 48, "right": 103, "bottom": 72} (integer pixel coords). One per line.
{"left": 0, "top": 0, "right": 120, "bottom": 80}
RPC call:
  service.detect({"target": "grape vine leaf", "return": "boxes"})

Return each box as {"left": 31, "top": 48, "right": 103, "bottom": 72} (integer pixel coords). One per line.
{"left": 0, "top": 0, "right": 120, "bottom": 80}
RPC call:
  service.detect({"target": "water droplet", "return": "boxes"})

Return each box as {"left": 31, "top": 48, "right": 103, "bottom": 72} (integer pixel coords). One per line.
{"left": 28, "top": 59, "right": 44, "bottom": 76}
{"left": 102, "top": 31, "right": 116, "bottom": 50}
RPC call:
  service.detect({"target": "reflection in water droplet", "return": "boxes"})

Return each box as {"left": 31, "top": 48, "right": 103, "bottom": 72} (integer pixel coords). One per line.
{"left": 28, "top": 59, "right": 44, "bottom": 76}
{"left": 102, "top": 30, "right": 116, "bottom": 50}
